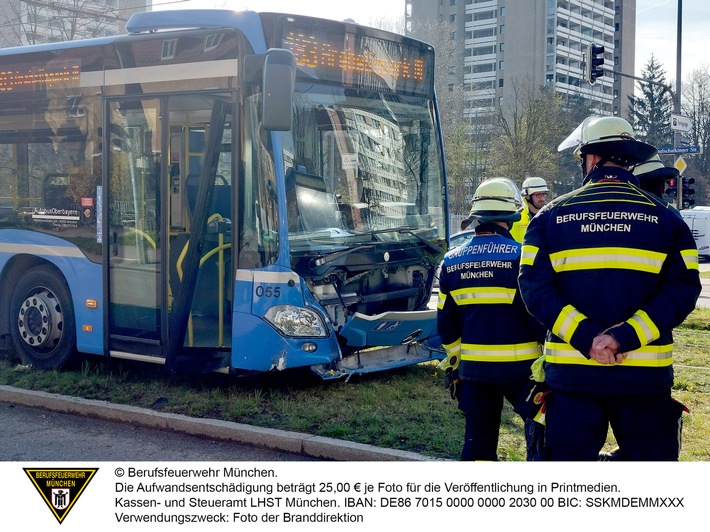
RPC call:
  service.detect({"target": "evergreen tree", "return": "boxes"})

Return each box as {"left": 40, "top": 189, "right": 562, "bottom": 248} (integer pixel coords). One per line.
{"left": 628, "top": 56, "right": 674, "bottom": 149}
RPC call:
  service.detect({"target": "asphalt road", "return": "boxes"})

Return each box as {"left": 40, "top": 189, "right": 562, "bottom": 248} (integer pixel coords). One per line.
{"left": 0, "top": 386, "right": 432, "bottom": 463}
{"left": 0, "top": 401, "right": 317, "bottom": 462}
{"left": 697, "top": 262, "right": 710, "bottom": 308}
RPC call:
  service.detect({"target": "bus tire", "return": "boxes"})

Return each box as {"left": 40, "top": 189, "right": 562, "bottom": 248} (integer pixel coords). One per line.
{"left": 10, "top": 265, "right": 76, "bottom": 370}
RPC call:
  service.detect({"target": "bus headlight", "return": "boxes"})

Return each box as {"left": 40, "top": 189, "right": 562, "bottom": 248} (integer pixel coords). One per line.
{"left": 264, "top": 305, "right": 327, "bottom": 337}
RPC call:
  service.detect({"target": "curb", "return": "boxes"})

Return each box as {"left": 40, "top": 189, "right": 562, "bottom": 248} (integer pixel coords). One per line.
{"left": 0, "top": 385, "right": 440, "bottom": 462}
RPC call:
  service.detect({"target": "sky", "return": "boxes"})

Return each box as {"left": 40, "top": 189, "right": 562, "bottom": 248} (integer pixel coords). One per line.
{"left": 153, "top": 0, "right": 708, "bottom": 83}
{"left": 635, "top": 0, "right": 709, "bottom": 81}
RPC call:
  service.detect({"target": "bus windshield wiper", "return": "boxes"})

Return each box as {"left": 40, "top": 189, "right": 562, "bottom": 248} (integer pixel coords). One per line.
{"left": 311, "top": 244, "right": 375, "bottom": 267}
{"left": 367, "top": 226, "right": 443, "bottom": 254}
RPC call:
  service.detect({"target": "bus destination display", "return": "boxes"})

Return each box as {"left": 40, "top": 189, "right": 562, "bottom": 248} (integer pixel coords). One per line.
{"left": 0, "top": 63, "right": 80, "bottom": 92}
{"left": 282, "top": 28, "right": 434, "bottom": 98}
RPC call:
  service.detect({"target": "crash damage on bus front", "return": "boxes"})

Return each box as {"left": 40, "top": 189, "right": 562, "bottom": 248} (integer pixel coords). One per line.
{"left": 233, "top": 25, "right": 448, "bottom": 379}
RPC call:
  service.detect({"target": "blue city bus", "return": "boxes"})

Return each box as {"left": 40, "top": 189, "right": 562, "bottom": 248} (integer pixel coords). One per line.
{"left": 0, "top": 10, "right": 448, "bottom": 378}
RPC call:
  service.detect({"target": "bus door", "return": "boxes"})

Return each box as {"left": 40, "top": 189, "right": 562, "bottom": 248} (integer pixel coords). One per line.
{"left": 106, "top": 95, "right": 233, "bottom": 370}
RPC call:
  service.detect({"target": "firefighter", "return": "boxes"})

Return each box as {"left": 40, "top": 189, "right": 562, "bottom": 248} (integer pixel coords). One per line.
{"left": 599, "top": 153, "right": 683, "bottom": 462}
{"left": 518, "top": 116, "right": 701, "bottom": 461}
{"left": 632, "top": 150, "right": 680, "bottom": 200}
{"left": 437, "top": 177, "right": 545, "bottom": 461}
{"left": 510, "top": 176, "right": 549, "bottom": 243}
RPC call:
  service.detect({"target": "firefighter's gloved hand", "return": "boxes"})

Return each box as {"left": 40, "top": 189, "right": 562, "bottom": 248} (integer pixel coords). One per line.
{"left": 444, "top": 368, "right": 460, "bottom": 400}
{"left": 438, "top": 354, "right": 459, "bottom": 372}
{"left": 438, "top": 355, "right": 460, "bottom": 400}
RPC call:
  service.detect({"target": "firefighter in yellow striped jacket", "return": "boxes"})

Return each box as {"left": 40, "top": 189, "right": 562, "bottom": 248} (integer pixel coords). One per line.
{"left": 510, "top": 177, "right": 549, "bottom": 243}
{"left": 518, "top": 116, "right": 701, "bottom": 461}
{"left": 437, "top": 177, "right": 546, "bottom": 461}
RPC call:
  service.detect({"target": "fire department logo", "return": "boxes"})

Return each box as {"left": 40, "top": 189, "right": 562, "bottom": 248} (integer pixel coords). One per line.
{"left": 24, "top": 468, "right": 98, "bottom": 524}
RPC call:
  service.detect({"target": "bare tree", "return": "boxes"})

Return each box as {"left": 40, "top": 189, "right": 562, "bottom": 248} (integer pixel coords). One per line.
{"left": 408, "top": 19, "right": 465, "bottom": 140}
{"left": 443, "top": 123, "right": 473, "bottom": 215}
{"left": 364, "top": 14, "right": 405, "bottom": 34}
{"left": 488, "top": 76, "right": 567, "bottom": 192}
{"left": 407, "top": 19, "right": 492, "bottom": 217}
{"left": 681, "top": 66, "right": 710, "bottom": 204}
{"left": 0, "top": 0, "right": 33, "bottom": 47}
{"left": 1, "top": 0, "right": 122, "bottom": 47}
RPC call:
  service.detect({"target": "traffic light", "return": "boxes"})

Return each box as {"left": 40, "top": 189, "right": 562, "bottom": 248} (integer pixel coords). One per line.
{"left": 585, "top": 43, "right": 605, "bottom": 84}
{"left": 664, "top": 177, "right": 678, "bottom": 199}
{"left": 682, "top": 177, "right": 696, "bottom": 209}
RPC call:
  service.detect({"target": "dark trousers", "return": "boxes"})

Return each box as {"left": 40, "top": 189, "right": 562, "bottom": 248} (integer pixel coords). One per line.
{"left": 544, "top": 390, "right": 684, "bottom": 461}
{"left": 458, "top": 379, "right": 528, "bottom": 461}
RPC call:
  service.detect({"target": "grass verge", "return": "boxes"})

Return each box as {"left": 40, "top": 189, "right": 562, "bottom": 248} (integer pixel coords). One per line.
{"left": 1, "top": 308, "right": 709, "bottom": 461}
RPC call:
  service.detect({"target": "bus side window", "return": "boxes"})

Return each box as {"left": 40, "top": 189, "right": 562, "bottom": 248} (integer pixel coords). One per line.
{"left": 185, "top": 173, "right": 232, "bottom": 221}
{"left": 43, "top": 173, "right": 73, "bottom": 210}
{"left": 238, "top": 227, "right": 262, "bottom": 268}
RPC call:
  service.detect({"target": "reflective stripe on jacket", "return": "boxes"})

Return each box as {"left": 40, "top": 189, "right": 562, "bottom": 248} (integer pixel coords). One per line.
{"left": 518, "top": 167, "right": 701, "bottom": 394}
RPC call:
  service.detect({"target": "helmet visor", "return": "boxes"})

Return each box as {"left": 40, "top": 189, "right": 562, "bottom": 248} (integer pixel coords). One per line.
{"left": 557, "top": 120, "right": 585, "bottom": 152}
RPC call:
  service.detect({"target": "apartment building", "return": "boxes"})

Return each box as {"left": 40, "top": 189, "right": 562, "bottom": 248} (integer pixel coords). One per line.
{"left": 405, "top": 0, "right": 636, "bottom": 123}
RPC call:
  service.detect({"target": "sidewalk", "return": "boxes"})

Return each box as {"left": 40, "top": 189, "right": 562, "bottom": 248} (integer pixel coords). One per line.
{"left": 0, "top": 385, "right": 439, "bottom": 462}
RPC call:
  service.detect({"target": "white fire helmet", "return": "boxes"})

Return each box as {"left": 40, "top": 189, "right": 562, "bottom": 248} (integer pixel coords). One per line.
{"left": 469, "top": 177, "right": 523, "bottom": 223}
{"left": 557, "top": 116, "right": 656, "bottom": 166}
{"left": 521, "top": 176, "right": 549, "bottom": 196}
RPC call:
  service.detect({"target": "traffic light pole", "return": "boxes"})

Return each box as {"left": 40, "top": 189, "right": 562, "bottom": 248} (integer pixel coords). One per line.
{"left": 612, "top": 1, "right": 684, "bottom": 209}
{"left": 674, "top": 0, "right": 683, "bottom": 210}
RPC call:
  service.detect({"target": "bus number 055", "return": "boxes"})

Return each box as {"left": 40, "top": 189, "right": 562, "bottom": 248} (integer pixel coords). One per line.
{"left": 255, "top": 285, "right": 281, "bottom": 298}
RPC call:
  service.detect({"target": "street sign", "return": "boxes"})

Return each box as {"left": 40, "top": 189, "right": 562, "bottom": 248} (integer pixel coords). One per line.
{"left": 657, "top": 145, "right": 702, "bottom": 155}
{"left": 674, "top": 155, "right": 687, "bottom": 175}
{"left": 671, "top": 113, "right": 692, "bottom": 132}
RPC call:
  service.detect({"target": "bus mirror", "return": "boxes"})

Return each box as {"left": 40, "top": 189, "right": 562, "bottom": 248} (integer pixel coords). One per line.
{"left": 262, "top": 48, "right": 295, "bottom": 131}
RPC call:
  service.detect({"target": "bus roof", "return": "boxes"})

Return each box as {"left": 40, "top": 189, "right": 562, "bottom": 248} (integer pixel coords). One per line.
{"left": 126, "top": 10, "right": 266, "bottom": 51}
{"left": 0, "top": 10, "right": 267, "bottom": 57}
{"left": 0, "top": 9, "right": 429, "bottom": 59}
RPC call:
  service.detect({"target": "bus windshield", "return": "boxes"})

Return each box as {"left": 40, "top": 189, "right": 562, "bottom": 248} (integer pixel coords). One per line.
{"left": 281, "top": 84, "right": 445, "bottom": 251}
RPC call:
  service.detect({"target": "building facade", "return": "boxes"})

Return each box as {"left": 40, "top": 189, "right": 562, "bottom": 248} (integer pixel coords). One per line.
{"left": 405, "top": 0, "right": 636, "bottom": 122}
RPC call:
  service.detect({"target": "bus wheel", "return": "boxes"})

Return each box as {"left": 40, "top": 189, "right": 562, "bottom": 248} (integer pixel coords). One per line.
{"left": 10, "top": 266, "right": 76, "bottom": 370}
